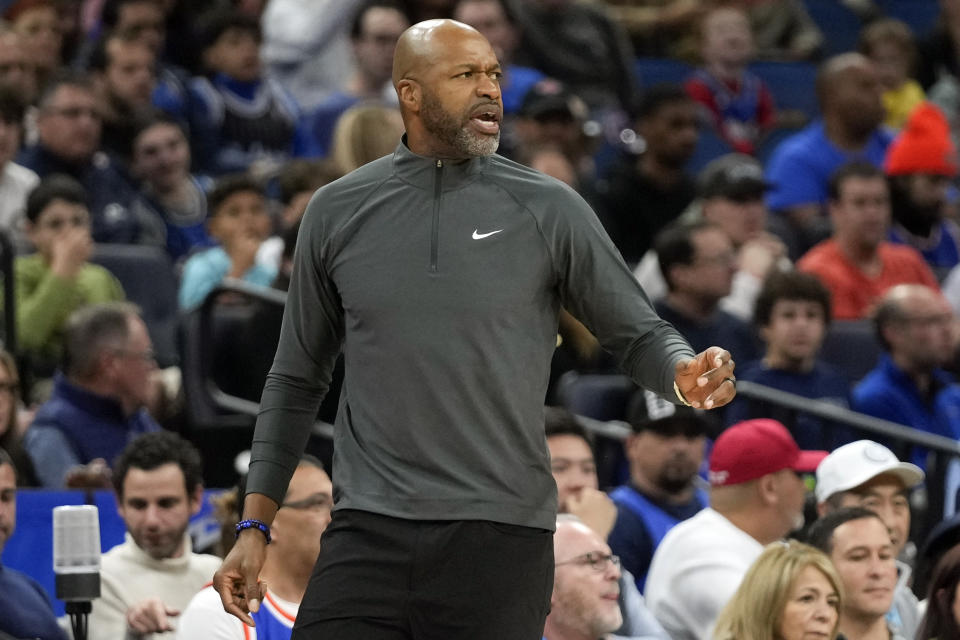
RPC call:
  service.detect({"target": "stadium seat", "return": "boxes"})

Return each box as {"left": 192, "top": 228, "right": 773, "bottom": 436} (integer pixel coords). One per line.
{"left": 803, "top": 0, "right": 863, "bottom": 56}
{"left": 819, "top": 319, "right": 883, "bottom": 384}
{"left": 878, "top": 0, "right": 940, "bottom": 39}
{"left": 687, "top": 127, "right": 735, "bottom": 174}
{"left": 89, "top": 244, "right": 179, "bottom": 367}
{"left": 749, "top": 61, "right": 819, "bottom": 119}
{"left": 555, "top": 371, "right": 637, "bottom": 422}
{"left": 634, "top": 57, "right": 693, "bottom": 88}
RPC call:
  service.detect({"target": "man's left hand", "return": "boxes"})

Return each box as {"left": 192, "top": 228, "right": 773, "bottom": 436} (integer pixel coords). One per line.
{"left": 674, "top": 346, "right": 736, "bottom": 410}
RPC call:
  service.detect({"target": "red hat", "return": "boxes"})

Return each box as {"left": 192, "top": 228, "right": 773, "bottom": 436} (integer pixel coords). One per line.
{"left": 708, "top": 419, "right": 827, "bottom": 487}
{"left": 885, "top": 102, "right": 958, "bottom": 177}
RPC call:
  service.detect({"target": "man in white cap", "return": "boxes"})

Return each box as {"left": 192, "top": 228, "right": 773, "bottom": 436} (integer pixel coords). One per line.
{"left": 815, "top": 439, "right": 925, "bottom": 639}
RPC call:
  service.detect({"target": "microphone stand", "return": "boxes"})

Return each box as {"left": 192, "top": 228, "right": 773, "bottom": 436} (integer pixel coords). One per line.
{"left": 65, "top": 601, "right": 92, "bottom": 640}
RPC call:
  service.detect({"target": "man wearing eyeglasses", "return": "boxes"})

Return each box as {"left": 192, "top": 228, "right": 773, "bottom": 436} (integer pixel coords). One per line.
{"left": 89, "top": 431, "right": 222, "bottom": 639}
{"left": 17, "top": 72, "right": 151, "bottom": 244}
{"left": 851, "top": 284, "right": 960, "bottom": 470}
{"left": 23, "top": 302, "right": 159, "bottom": 488}
{"left": 546, "top": 515, "right": 665, "bottom": 640}
{"left": 178, "top": 457, "right": 334, "bottom": 639}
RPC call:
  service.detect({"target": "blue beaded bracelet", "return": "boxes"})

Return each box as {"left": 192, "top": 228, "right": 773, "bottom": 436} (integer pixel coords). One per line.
{"left": 235, "top": 519, "right": 271, "bottom": 544}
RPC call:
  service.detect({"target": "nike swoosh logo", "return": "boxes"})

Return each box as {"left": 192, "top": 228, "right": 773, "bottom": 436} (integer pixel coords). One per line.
{"left": 472, "top": 229, "right": 503, "bottom": 240}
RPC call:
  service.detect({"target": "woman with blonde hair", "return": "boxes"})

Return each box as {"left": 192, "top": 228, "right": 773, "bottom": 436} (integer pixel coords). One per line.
{"left": 330, "top": 103, "right": 405, "bottom": 175}
{"left": 714, "top": 539, "right": 842, "bottom": 640}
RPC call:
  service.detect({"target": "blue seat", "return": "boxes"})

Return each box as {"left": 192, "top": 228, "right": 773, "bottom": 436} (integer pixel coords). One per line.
{"left": 878, "top": 0, "right": 939, "bottom": 38}
{"left": 90, "top": 244, "right": 179, "bottom": 367}
{"left": 749, "top": 61, "right": 819, "bottom": 119}
{"left": 555, "top": 372, "right": 636, "bottom": 422}
{"left": 819, "top": 319, "right": 883, "bottom": 384}
{"left": 687, "top": 127, "right": 735, "bottom": 175}
{"left": 634, "top": 57, "right": 693, "bottom": 89}
{"left": 803, "top": 0, "right": 863, "bottom": 56}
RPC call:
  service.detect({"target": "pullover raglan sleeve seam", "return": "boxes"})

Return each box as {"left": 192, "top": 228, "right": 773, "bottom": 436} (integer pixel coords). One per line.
{"left": 486, "top": 168, "right": 694, "bottom": 398}
{"left": 244, "top": 172, "right": 395, "bottom": 504}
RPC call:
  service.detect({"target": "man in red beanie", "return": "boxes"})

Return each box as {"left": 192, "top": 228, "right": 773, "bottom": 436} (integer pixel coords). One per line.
{"left": 886, "top": 102, "right": 960, "bottom": 280}
{"left": 644, "top": 418, "right": 826, "bottom": 640}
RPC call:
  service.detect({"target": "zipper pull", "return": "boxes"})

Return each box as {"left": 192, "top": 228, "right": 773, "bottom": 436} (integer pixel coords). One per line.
{"left": 436, "top": 160, "right": 443, "bottom": 168}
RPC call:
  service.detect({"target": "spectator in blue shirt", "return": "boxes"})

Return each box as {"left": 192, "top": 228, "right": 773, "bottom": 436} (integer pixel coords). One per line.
{"left": 765, "top": 53, "right": 891, "bottom": 259}
{"left": 607, "top": 390, "right": 712, "bottom": 593}
{"left": 128, "top": 111, "right": 215, "bottom": 262}
{"left": 0, "top": 447, "right": 68, "bottom": 640}
{"left": 853, "top": 284, "right": 960, "bottom": 469}
{"left": 23, "top": 302, "right": 161, "bottom": 488}
{"left": 178, "top": 174, "right": 276, "bottom": 309}
{"left": 187, "top": 9, "right": 303, "bottom": 176}
{"left": 725, "top": 270, "right": 853, "bottom": 450}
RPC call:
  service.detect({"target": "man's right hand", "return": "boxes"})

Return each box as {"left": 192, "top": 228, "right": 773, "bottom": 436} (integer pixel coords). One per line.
{"left": 125, "top": 597, "right": 179, "bottom": 635}
{"left": 49, "top": 227, "right": 92, "bottom": 279}
{"left": 213, "top": 530, "right": 268, "bottom": 627}
{"left": 565, "top": 488, "right": 618, "bottom": 541}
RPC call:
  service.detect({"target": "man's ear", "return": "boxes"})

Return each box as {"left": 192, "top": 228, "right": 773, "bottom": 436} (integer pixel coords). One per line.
{"left": 625, "top": 434, "right": 643, "bottom": 460}
{"left": 757, "top": 473, "right": 778, "bottom": 506}
{"left": 189, "top": 484, "right": 204, "bottom": 517}
{"left": 397, "top": 79, "right": 421, "bottom": 113}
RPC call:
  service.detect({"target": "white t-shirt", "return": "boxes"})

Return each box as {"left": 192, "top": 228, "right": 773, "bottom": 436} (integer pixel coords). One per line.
{"left": 644, "top": 508, "right": 763, "bottom": 640}
{"left": 177, "top": 585, "right": 299, "bottom": 640}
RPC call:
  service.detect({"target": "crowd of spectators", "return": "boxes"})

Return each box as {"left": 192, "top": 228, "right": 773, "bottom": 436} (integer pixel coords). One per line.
{"left": 4, "top": 0, "right": 960, "bottom": 638}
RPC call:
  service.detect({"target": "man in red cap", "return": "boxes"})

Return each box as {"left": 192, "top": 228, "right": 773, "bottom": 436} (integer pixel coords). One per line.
{"left": 886, "top": 102, "right": 960, "bottom": 280}
{"left": 644, "top": 418, "right": 826, "bottom": 640}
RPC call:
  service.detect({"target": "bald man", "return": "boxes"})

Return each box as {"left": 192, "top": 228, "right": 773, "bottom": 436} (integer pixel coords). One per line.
{"left": 852, "top": 284, "right": 960, "bottom": 469}
{"left": 214, "top": 19, "right": 736, "bottom": 639}
{"left": 765, "top": 53, "right": 891, "bottom": 258}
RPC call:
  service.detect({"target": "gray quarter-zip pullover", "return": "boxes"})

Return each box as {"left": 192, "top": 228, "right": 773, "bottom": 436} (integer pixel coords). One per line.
{"left": 246, "top": 139, "right": 695, "bottom": 530}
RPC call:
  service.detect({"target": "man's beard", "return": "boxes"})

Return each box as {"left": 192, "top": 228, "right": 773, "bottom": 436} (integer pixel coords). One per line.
{"left": 421, "top": 87, "right": 499, "bottom": 157}
{"left": 656, "top": 458, "right": 698, "bottom": 495}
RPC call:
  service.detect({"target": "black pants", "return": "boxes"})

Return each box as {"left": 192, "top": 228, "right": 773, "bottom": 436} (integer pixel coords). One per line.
{"left": 292, "top": 509, "right": 554, "bottom": 639}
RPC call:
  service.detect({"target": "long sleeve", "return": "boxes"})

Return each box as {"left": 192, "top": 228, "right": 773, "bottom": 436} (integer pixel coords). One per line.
{"left": 245, "top": 197, "right": 343, "bottom": 505}
{"left": 544, "top": 181, "right": 695, "bottom": 397}
{"left": 15, "top": 257, "right": 125, "bottom": 354}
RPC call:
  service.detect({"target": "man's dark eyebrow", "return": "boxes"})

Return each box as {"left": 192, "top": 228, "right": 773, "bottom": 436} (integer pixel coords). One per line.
{"left": 450, "top": 62, "right": 503, "bottom": 71}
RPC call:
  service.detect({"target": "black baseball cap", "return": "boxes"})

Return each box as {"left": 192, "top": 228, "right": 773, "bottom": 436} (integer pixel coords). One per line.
{"left": 626, "top": 389, "right": 719, "bottom": 438}
{"left": 697, "top": 153, "right": 773, "bottom": 200}
{"left": 518, "top": 79, "right": 586, "bottom": 121}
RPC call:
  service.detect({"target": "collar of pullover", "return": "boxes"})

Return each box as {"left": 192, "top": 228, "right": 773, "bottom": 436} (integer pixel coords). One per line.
{"left": 392, "top": 136, "right": 489, "bottom": 192}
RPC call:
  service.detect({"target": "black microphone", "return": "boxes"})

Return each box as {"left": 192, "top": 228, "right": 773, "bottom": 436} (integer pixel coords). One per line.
{"left": 53, "top": 505, "right": 101, "bottom": 640}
